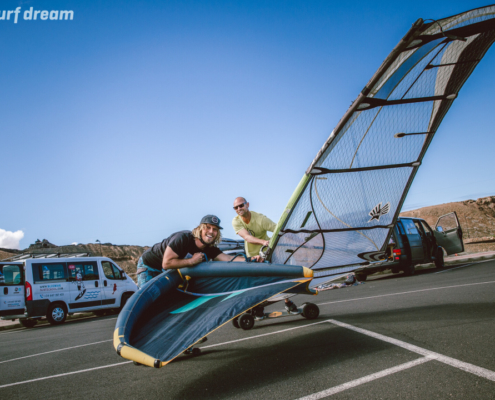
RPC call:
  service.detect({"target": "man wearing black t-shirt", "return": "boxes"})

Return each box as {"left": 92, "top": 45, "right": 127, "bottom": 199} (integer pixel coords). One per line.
{"left": 136, "top": 215, "right": 243, "bottom": 288}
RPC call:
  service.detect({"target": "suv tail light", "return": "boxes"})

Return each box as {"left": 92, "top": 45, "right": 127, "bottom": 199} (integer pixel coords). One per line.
{"left": 25, "top": 281, "right": 32, "bottom": 301}
{"left": 393, "top": 249, "right": 401, "bottom": 260}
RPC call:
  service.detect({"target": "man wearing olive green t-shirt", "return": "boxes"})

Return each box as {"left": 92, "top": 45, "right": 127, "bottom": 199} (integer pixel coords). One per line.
{"left": 232, "top": 197, "right": 298, "bottom": 312}
{"left": 232, "top": 197, "right": 276, "bottom": 258}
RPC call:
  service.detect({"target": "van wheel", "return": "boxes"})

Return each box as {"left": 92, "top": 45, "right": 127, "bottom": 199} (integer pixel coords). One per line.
{"left": 435, "top": 248, "right": 445, "bottom": 269}
{"left": 47, "top": 304, "right": 67, "bottom": 325}
{"left": 403, "top": 263, "right": 415, "bottom": 276}
{"left": 19, "top": 318, "right": 38, "bottom": 328}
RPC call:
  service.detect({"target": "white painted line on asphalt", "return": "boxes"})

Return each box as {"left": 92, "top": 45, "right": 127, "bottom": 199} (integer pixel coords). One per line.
{"left": 0, "top": 340, "right": 113, "bottom": 364}
{"left": 297, "top": 356, "right": 433, "bottom": 399}
{"left": 202, "top": 320, "right": 330, "bottom": 349}
{"left": 316, "top": 280, "right": 495, "bottom": 307}
{"left": 328, "top": 319, "right": 495, "bottom": 382}
{"left": 0, "top": 361, "right": 132, "bottom": 388}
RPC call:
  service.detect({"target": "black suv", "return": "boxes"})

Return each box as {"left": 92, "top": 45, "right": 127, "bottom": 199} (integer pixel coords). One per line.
{"left": 355, "top": 212, "right": 464, "bottom": 281}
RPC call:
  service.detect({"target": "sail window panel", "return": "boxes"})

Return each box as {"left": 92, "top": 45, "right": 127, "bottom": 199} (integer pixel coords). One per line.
{"left": 373, "top": 38, "right": 444, "bottom": 100}
{"left": 310, "top": 168, "right": 411, "bottom": 231}
{"left": 284, "top": 186, "right": 319, "bottom": 231}
{"left": 317, "top": 103, "right": 431, "bottom": 170}
{"left": 369, "top": 49, "right": 416, "bottom": 98}
{"left": 387, "top": 44, "right": 446, "bottom": 101}
{"left": 271, "top": 232, "right": 323, "bottom": 266}
{"left": 311, "top": 229, "right": 390, "bottom": 270}
{"left": 429, "top": 36, "right": 477, "bottom": 66}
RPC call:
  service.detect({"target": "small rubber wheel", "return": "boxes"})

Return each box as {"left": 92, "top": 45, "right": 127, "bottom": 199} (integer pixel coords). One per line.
{"left": 239, "top": 313, "right": 255, "bottom": 330}
{"left": 19, "top": 318, "right": 37, "bottom": 328}
{"left": 232, "top": 317, "right": 240, "bottom": 329}
{"left": 435, "top": 247, "right": 445, "bottom": 269}
{"left": 46, "top": 303, "right": 67, "bottom": 325}
{"left": 302, "top": 303, "right": 319, "bottom": 320}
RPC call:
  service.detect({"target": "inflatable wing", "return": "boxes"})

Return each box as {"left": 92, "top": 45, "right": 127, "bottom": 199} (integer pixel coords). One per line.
{"left": 114, "top": 262, "right": 314, "bottom": 368}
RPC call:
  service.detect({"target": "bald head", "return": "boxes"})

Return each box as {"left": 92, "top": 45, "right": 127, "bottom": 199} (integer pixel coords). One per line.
{"left": 233, "top": 197, "right": 250, "bottom": 217}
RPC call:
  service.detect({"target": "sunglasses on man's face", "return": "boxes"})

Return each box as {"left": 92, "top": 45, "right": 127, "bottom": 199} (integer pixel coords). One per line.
{"left": 233, "top": 202, "right": 246, "bottom": 210}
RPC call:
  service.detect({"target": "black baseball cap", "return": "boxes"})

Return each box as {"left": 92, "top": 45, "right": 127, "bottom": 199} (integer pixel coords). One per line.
{"left": 200, "top": 215, "right": 223, "bottom": 229}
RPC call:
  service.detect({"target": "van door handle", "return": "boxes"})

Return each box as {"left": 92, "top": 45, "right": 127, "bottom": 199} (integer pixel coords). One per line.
{"left": 104, "top": 280, "right": 107, "bottom": 287}
{"left": 3, "top": 287, "right": 7, "bottom": 295}
{"left": 95, "top": 281, "right": 99, "bottom": 288}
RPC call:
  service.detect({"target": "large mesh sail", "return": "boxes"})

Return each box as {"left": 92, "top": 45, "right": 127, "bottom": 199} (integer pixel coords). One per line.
{"left": 269, "top": 6, "right": 495, "bottom": 277}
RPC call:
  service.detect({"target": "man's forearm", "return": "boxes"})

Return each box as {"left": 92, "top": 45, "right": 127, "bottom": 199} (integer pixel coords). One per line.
{"left": 162, "top": 258, "right": 195, "bottom": 270}
{"left": 244, "top": 235, "right": 267, "bottom": 245}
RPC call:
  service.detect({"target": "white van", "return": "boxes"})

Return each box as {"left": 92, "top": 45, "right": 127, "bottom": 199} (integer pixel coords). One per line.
{"left": 0, "top": 256, "right": 137, "bottom": 328}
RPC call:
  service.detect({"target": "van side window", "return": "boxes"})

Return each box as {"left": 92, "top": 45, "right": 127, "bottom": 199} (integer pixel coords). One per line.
{"left": 32, "top": 263, "right": 67, "bottom": 282}
{"left": 111, "top": 264, "right": 122, "bottom": 279}
{"left": 101, "top": 261, "right": 123, "bottom": 280}
{"left": 102, "top": 261, "right": 114, "bottom": 279}
{"left": 401, "top": 219, "right": 419, "bottom": 235}
{"left": 68, "top": 262, "right": 99, "bottom": 281}
{"left": 0, "top": 265, "right": 23, "bottom": 286}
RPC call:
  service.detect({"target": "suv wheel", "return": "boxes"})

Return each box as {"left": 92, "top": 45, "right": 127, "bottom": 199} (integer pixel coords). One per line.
{"left": 47, "top": 303, "right": 67, "bottom": 325}
{"left": 435, "top": 247, "right": 445, "bottom": 269}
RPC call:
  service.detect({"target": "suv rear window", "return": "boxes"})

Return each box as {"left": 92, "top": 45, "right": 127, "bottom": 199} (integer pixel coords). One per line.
{"left": 400, "top": 219, "right": 420, "bottom": 235}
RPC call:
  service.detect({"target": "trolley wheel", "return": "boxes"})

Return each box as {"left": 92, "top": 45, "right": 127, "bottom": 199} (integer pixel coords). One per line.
{"left": 302, "top": 303, "right": 319, "bottom": 320}
{"left": 232, "top": 317, "right": 240, "bottom": 329}
{"left": 239, "top": 313, "right": 255, "bottom": 330}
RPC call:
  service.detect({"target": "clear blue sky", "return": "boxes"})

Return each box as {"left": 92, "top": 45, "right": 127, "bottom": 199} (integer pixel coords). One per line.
{"left": 1, "top": 0, "right": 494, "bottom": 249}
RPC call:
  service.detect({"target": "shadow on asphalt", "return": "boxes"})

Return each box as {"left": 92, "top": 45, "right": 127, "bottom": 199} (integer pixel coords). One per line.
{"left": 174, "top": 323, "right": 391, "bottom": 399}
{"left": 174, "top": 300, "right": 495, "bottom": 398}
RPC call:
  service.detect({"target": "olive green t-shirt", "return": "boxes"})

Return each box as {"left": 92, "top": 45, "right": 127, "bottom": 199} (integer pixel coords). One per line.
{"left": 232, "top": 211, "right": 277, "bottom": 257}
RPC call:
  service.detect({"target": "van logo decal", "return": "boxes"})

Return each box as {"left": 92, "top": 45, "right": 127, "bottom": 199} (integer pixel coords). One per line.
{"left": 368, "top": 202, "right": 391, "bottom": 222}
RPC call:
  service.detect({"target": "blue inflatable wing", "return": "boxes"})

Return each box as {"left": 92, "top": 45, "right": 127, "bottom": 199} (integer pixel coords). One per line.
{"left": 114, "top": 262, "right": 314, "bottom": 368}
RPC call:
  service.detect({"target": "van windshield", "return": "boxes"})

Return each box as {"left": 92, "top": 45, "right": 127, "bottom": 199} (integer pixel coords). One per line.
{"left": 0, "top": 264, "right": 23, "bottom": 286}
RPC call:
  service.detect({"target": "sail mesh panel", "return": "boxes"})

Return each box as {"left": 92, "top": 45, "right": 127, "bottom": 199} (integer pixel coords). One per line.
{"left": 271, "top": 6, "right": 495, "bottom": 273}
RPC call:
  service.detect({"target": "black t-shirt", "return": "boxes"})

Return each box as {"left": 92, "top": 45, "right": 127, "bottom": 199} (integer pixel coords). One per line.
{"left": 141, "top": 230, "right": 222, "bottom": 271}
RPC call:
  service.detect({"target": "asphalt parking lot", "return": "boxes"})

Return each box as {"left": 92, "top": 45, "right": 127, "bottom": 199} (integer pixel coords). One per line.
{"left": 1, "top": 260, "right": 494, "bottom": 399}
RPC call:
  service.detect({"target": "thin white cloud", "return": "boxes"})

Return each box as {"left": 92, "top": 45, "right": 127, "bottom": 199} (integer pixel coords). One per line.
{"left": 0, "top": 229, "right": 25, "bottom": 250}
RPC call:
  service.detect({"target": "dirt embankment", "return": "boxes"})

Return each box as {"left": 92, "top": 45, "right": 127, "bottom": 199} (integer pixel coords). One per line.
{"left": 400, "top": 195, "right": 495, "bottom": 253}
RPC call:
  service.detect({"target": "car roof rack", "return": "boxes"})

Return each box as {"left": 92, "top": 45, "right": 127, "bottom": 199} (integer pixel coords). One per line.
{"left": 1, "top": 252, "right": 93, "bottom": 262}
